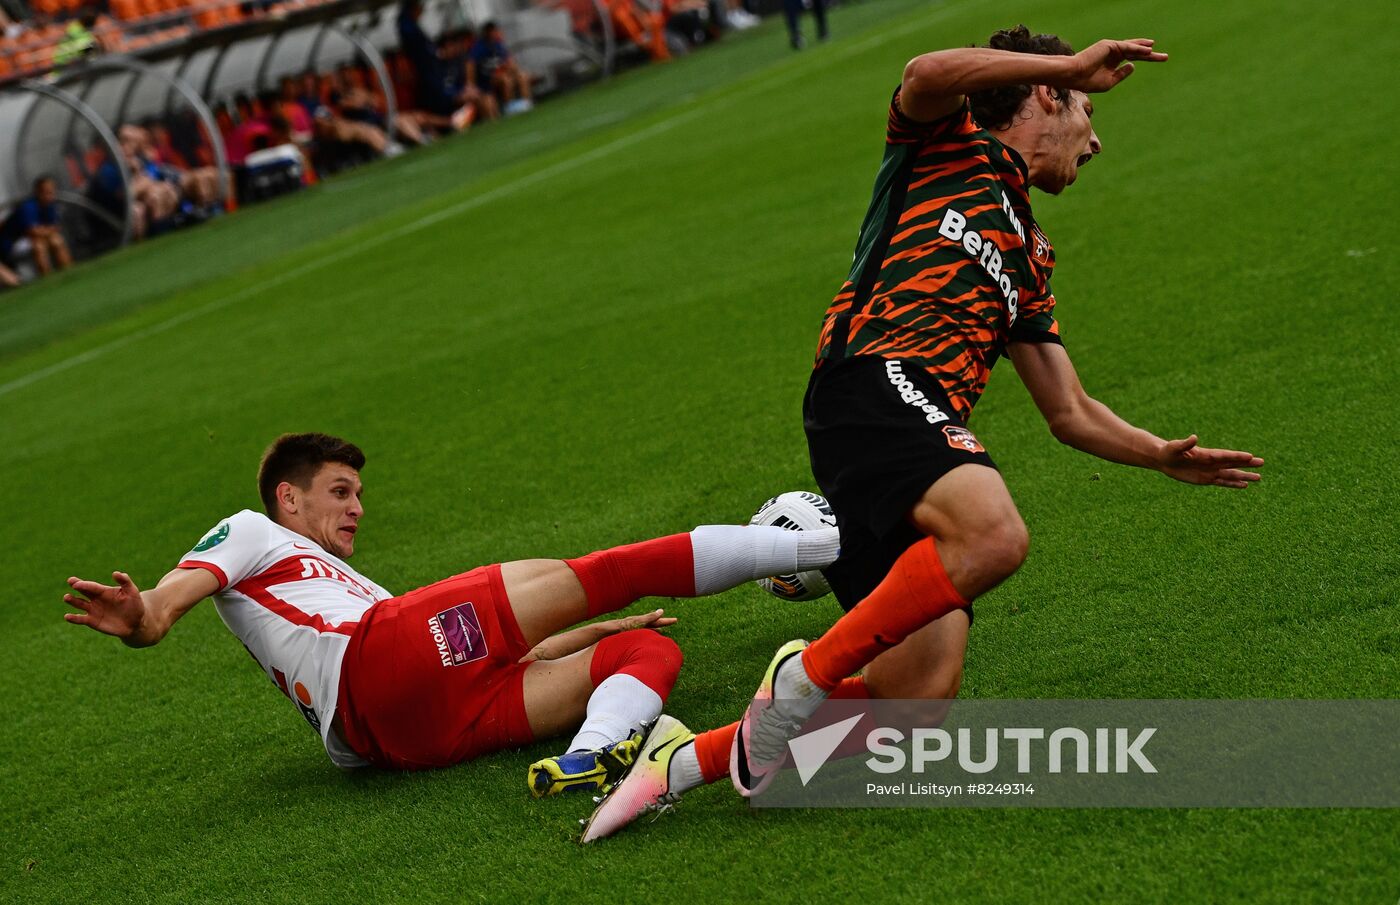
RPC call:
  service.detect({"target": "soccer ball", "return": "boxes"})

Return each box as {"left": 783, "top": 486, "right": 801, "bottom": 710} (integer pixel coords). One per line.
{"left": 749, "top": 491, "right": 837, "bottom": 601}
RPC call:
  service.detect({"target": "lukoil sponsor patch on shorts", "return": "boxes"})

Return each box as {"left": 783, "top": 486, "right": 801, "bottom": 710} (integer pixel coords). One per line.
{"left": 427, "top": 602, "right": 488, "bottom": 667}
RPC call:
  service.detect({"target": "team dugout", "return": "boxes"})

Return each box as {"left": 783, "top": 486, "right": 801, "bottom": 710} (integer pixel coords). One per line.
{"left": 0, "top": 0, "right": 618, "bottom": 275}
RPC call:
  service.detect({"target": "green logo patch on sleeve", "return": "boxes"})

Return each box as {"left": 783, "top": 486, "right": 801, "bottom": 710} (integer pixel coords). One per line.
{"left": 193, "top": 522, "right": 230, "bottom": 553}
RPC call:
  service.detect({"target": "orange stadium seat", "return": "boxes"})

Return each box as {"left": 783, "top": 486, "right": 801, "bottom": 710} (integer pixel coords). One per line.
{"left": 111, "top": 0, "right": 141, "bottom": 21}
{"left": 30, "top": 45, "right": 55, "bottom": 73}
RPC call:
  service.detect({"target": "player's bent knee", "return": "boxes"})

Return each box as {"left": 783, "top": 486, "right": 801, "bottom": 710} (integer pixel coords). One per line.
{"left": 928, "top": 664, "right": 963, "bottom": 701}
{"left": 989, "top": 517, "right": 1030, "bottom": 574}
{"left": 628, "top": 628, "right": 682, "bottom": 673}
{"left": 592, "top": 628, "right": 683, "bottom": 698}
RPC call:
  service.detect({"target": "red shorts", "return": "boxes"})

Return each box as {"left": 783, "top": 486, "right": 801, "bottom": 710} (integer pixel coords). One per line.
{"left": 337, "top": 564, "right": 535, "bottom": 770}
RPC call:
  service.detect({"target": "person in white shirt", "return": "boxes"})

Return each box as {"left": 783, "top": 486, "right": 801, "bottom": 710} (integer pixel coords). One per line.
{"left": 63, "top": 432, "right": 840, "bottom": 796}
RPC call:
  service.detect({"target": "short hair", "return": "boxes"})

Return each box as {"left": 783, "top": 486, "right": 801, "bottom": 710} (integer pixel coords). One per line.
{"left": 257, "top": 433, "right": 365, "bottom": 518}
{"left": 968, "top": 25, "right": 1075, "bottom": 131}
{"left": 33, "top": 175, "right": 56, "bottom": 191}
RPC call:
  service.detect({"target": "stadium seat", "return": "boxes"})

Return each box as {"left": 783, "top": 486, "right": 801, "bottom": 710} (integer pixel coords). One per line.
{"left": 111, "top": 0, "right": 141, "bottom": 21}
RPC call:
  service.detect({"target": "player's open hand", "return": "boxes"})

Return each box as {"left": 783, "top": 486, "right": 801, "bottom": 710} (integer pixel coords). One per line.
{"left": 63, "top": 571, "right": 146, "bottom": 639}
{"left": 605, "top": 608, "right": 677, "bottom": 633}
{"left": 1058, "top": 38, "right": 1167, "bottom": 93}
{"left": 1156, "top": 435, "right": 1264, "bottom": 489}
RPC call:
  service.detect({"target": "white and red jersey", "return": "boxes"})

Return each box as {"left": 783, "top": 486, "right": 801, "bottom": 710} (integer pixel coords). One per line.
{"left": 178, "top": 509, "right": 392, "bottom": 768}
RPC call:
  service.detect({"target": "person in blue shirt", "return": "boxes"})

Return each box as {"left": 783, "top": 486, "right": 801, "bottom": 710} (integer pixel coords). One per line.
{"left": 397, "top": 2, "right": 498, "bottom": 125}
{"left": 0, "top": 177, "right": 72, "bottom": 281}
{"left": 468, "top": 21, "right": 533, "bottom": 114}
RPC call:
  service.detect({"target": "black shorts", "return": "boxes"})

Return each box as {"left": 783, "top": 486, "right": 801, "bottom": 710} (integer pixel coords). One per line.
{"left": 803, "top": 355, "right": 996, "bottom": 613}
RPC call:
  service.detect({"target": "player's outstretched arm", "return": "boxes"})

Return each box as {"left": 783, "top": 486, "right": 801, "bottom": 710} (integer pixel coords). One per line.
{"left": 1009, "top": 341, "right": 1263, "bottom": 489}
{"left": 900, "top": 37, "right": 1167, "bottom": 122}
{"left": 63, "top": 566, "right": 219, "bottom": 648}
{"left": 518, "top": 609, "right": 676, "bottom": 663}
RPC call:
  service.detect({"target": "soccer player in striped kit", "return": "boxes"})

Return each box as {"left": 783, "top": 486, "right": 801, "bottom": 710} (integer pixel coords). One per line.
{"left": 62, "top": 432, "right": 839, "bottom": 793}
{"left": 582, "top": 25, "right": 1263, "bottom": 840}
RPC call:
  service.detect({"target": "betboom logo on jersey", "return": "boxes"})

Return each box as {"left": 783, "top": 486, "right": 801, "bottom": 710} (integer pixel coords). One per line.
{"left": 427, "top": 602, "right": 489, "bottom": 668}
{"left": 937, "top": 190, "right": 1025, "bottom": 323}
{"left": 886, "top": 360, "right": 949, "bottom": 425}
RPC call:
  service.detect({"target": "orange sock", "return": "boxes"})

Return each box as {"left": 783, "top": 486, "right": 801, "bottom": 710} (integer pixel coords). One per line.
{"left": 692, "top": 723, "right": 734, "bottom": 784}
{"left": 800, "top": 537, "right": 966, "bottom": 691}
{"left": 691, "top": 677, "right": 870, "bottom": 784}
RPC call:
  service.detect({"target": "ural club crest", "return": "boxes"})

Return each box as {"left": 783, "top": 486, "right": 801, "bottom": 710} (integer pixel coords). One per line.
{"left": 1030, "top": 226, "right": 1052, "bottom": 266}
{"left": 944, "top": 426, "right": 985, "bottom": 454}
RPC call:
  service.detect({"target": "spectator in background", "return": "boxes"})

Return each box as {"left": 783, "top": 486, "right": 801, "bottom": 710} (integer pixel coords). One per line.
{"left": 468, "top": 21, "right": 533, "bottom": 114}
{"left": 53, "top": 9, "right": 108, "bottom": 66}
{"left": 296, "top": 71, "right": 401, "bottom": 158}
{"left": 0, "top": 176, "right": 73, "bottom": 280}
{"left": 441, "top": 28, "right": 500, "bottom": 124}
{"left": 327, "top": 68, "right": 441, "bottom": 147}
{"left": 397, "top": 1, "right": 496, "bottom": 128}
{"left": 277, "top": 78, "right": 318, "bottom": 152}
{"left": 223, "top": 94, "right": 274, "bottom": 167}
{"left": 781, "top": 0, "right": 826, "bottom": 50}
{"left": 88, "top": 128, "right": 185, "bottom": 239}
{"left": 126, "top": 124, "right": 222, "bottom": 212}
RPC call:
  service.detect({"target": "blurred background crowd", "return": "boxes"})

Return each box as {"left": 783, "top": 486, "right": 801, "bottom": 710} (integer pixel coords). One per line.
{"left": 0, "top": 0, "right": 788, "bottom": 287}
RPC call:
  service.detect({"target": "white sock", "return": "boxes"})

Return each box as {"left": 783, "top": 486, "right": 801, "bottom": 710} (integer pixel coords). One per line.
{"left": 773, "top": 653, "right": 829, "bottom": 721}
{"left": 667, "top": 741, "right": 705, "bottom": 793}
{"left": 690, "top": 525, "right": 841, "bottom": 595}
{"left": 568, "top": 674, "right": 662, "bottom": 752}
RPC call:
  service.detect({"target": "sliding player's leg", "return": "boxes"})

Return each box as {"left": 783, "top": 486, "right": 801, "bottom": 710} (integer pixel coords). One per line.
{"left": 735, "top": 463, "right": 1026, "bottom": 790}
{"left": 522, "top": 628, "right": 682, "bottom": 796}
{"left": 500, "top": 523, "right": 841, "bottom": 646}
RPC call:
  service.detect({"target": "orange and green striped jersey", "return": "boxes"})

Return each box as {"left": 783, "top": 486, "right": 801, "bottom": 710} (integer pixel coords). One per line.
{"left": 816, "top": 90, "right": 1061, "bottom": 419}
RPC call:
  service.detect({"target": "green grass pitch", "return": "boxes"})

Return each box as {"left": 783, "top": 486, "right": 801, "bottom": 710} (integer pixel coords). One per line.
{"left": 2, "top": 0, "right": 1397, "bottom": 900}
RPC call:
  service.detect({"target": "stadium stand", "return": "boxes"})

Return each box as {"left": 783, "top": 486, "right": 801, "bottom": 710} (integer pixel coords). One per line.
{"left": 0, "top": 0, "right": 767, "bottom": 284}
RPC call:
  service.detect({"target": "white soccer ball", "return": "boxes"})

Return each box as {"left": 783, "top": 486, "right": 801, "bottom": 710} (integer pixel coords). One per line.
{"left": 749, "top": 491, "right": 837, "bottom": 601}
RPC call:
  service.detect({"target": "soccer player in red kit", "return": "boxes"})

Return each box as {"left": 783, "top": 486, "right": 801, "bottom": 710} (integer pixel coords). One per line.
{"left": 63, "top": 433, "right": 839, "bottom": 793}
{"left": 581, "top": 26, "right": 1263, "bottom": 840}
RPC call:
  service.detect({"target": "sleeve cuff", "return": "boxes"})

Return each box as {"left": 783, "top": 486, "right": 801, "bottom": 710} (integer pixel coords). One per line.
{"left": 178, "top": 560, "right": 229, "bottom": 590}
{"left": 1009, "top": 330, "right": 1063, "bottom": 346}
